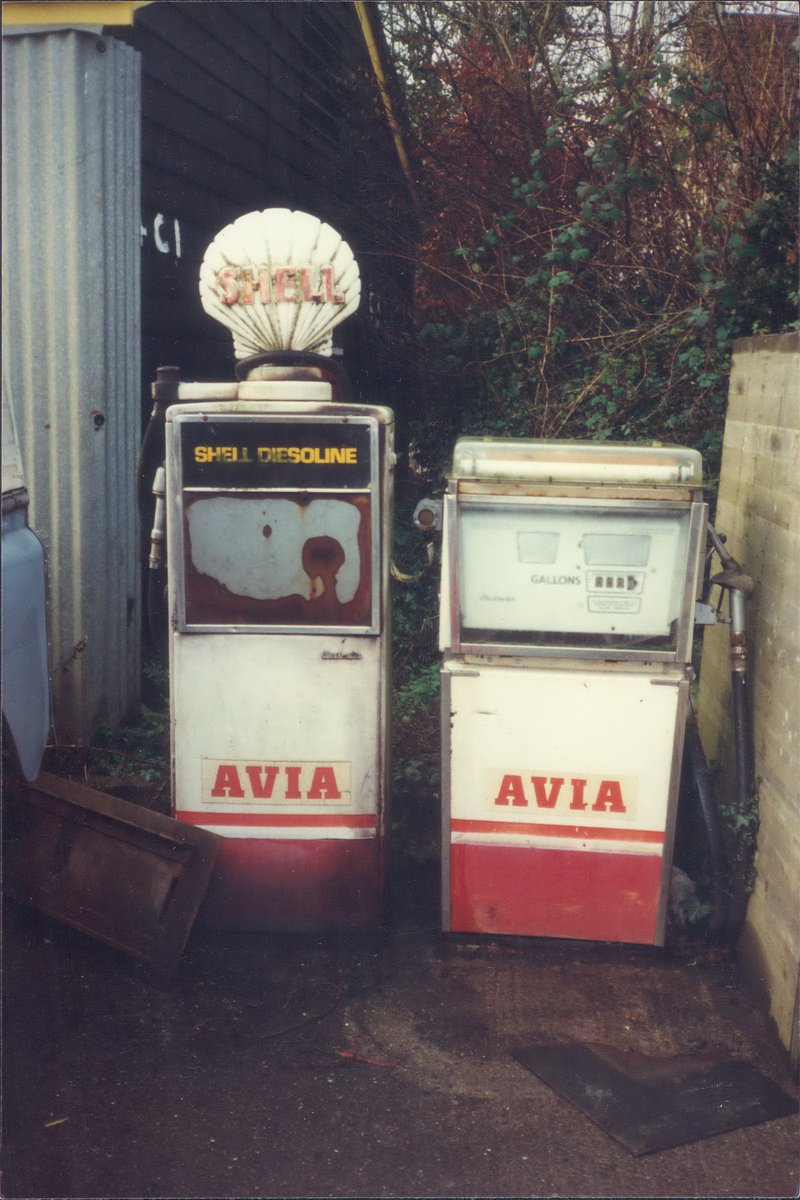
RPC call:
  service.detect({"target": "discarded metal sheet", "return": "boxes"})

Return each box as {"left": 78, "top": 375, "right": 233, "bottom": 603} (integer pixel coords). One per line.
{"left": 3, "top": 771, "right": 220, "bottom": 976}
{"left": 512, "top": 1041, "right": 797, "bottom": 1155}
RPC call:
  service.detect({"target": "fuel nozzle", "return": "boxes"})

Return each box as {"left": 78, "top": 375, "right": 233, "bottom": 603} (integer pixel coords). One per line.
{"left": 148, "top": 466, "right": 166, "bottom": 571}
{"left": 707, "top": 525, "right": 755, "bottom": 595}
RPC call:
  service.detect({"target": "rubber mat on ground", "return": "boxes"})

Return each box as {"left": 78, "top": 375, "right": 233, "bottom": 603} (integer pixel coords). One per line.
{"left": 512, "top": 1041, "right": 797, "bottom": 1155}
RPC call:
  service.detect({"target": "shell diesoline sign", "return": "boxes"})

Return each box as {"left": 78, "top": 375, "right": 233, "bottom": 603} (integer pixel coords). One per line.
{"left": 160, "top": 210, "right": 394, "bottom": 930}
{"left": 439, "top": 438, "right": 706, "bottom": 945}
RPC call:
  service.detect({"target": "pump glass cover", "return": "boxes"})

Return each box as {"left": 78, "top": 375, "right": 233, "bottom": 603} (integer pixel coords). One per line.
{"left": 172, "top": 412, "right": 380, "bottom": 634}
{"left": 183, "top": 493, "right": 371, "bottom": 627}
{"left": 457, "top": 500, "right": 693, "bottom": 652}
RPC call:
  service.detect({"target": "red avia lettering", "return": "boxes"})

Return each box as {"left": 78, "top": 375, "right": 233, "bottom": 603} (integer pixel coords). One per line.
{"left": 211, "top": 763, "right": 343, "bottom": 802}
{"left": 493, "top": 774, "right": 627, "bottom": 813}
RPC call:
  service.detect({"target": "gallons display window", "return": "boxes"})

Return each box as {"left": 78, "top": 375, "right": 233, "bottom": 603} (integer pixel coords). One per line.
{"left": 456, "top": 499, "right": 694, "bottom": 651}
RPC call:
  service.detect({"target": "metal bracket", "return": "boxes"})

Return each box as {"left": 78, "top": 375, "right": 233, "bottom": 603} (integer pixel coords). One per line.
{"left": 695, "top": 601, "right": 722, "bottom": 626}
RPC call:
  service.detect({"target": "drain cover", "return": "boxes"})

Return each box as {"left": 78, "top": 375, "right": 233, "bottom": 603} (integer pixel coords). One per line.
{"left": 512, "top": 1041, "right": 797, "bottom": 1155}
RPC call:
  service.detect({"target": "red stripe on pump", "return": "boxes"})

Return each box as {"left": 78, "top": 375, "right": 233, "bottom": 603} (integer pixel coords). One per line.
{"left": 178, "top": 812, "right": 377, "bottom": 829}
{"left": 451, "top": 818, "right": 664, "bottom": 843}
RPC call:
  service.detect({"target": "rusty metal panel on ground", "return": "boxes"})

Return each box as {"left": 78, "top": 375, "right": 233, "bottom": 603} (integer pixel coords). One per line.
{"left": 3, "top": 772, "right": 219, "bottom": 976}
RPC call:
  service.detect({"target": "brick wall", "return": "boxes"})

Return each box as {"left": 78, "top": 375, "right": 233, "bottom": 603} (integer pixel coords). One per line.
{"left": 697, "top": 331, "right": 799, "bottom": 1063}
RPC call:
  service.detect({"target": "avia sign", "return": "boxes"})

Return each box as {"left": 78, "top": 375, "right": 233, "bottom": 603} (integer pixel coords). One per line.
{"left": 487, "top": 771, "right": 637, "bottom": 818}
{"left": 202, "top": 760, "right": 351, "bottom": 806}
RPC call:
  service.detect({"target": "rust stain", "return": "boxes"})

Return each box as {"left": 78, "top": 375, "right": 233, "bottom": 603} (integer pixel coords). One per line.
{"left": 183, "top": 493, "right": 373, "bottom": 626}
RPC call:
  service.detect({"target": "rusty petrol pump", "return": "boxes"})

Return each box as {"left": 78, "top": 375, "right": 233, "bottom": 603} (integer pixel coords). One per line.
{"left": 430, "top": 438, "right": 709, "bottom": 946}
{"left": 148, "top": 209, "right": 394, "bottom": 929}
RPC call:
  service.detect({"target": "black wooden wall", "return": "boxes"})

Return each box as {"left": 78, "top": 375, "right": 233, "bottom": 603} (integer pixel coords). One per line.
{"left": 133, "top": 2, "right": 415, "bottom": 422}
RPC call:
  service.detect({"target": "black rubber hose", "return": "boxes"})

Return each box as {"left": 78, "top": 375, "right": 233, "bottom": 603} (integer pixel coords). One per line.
{"left": 147, "top": 566, "right": 168, "bottom": 654}
{"left": 731, "top": 670, "right": 754, "bottom": 810}
{"left": 684, "top": 713, "right": 728, "bottom": 935}
{"left": 725, "top": 667, "right": 756, "bottom": 935}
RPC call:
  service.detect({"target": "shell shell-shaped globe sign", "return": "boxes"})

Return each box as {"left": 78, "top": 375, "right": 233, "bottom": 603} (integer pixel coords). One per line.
{"left": 199, "top": 209, "right": 361, "bottom": 359}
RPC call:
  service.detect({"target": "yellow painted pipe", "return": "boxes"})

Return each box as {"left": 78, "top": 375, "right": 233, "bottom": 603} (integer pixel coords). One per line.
{"left": 353, "top": 0, "right": 420, "bottom": 217}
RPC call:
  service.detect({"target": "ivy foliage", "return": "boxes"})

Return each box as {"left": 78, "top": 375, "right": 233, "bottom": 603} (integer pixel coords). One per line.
{"left": 416, "top": 140, "right": 798, "bottom": 483}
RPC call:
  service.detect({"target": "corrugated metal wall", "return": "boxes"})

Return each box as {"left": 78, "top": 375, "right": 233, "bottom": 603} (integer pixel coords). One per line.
{"left": 2, "top": 28, "right": 142, "bottom": 744}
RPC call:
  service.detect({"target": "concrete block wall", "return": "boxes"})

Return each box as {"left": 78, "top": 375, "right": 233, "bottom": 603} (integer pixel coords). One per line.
{"left": 696, "top": 331, "right": 799, "bottom": 1063}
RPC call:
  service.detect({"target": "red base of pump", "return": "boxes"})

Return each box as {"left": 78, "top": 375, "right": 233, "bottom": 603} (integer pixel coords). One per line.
{"left": 448, "top": 843, "right": 665, "bottom": 945}
{"left": 196, "top": 837, "right": 383, "bottom": 931}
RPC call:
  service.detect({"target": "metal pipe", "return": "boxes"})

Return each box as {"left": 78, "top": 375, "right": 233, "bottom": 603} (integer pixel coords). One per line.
{"left": 138, "top": 367, "right": 179, "bottom": 649}
{"left": 729, "top": 588, "right": 753, "bottom": 807}
{"left": 726, "top": 588, "right": 756, "bottom": 935}
{"left": 353, "top": 0, "right": 421, "bottom": 219}
{"left": 148, "top": 466, "right": 166, "bottom": 572}
{"left": 707, "top": 524, "right": 756, "bottom": 937}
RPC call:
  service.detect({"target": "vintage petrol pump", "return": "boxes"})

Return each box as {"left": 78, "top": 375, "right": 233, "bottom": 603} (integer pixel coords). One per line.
{"left": 436, "top": 438, "right": 707, "bottom": 946}
{"left": 153, "top": 209, "right": 394, "bottom": 930}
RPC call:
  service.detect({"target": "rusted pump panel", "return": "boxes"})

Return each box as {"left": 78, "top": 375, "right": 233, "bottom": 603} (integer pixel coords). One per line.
{"left": 3, "top": 772, "right": 219, "bottom": 975}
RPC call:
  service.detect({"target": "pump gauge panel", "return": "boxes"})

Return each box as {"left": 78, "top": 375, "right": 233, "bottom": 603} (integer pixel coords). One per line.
{"left": 456, "top": 500, "right": 698, "bottom": 649}
{"left": 169, "top": 411, "right": 383, "bottom": 635}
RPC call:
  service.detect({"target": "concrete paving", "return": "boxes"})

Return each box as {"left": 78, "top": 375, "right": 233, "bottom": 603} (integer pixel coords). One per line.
{"left": 2, "top": 844, "right": 798, "bottom": 1199}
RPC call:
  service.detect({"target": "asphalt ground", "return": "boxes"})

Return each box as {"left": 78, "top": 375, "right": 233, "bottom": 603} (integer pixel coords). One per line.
{"left": 2, "top": 825, "right": 798, "bottom": 1199}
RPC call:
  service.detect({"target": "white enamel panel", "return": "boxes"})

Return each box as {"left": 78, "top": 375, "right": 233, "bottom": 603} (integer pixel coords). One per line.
{"left": 444, "top": 661, "right": 684, "bottom": 849}
{"left": 171, "top": 633, "right": 383, "bottom": 839}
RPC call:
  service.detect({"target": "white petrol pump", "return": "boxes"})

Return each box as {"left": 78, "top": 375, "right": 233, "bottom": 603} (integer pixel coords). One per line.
{"left": 153, "top": 209, "right": 394, "bottom": 930}
{"left": 436, "top": 438, "right": 707, "bottom": 946}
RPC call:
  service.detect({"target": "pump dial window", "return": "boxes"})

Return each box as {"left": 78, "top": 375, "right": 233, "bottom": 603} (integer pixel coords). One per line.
{"left": 517, "top": 532, "right": 559, "bottom": 564}
{"left": 182, "top": 492, "right": 372, "bottom": 627}
{"left": 581, "top": 533, "right": 651, "bottom": 566}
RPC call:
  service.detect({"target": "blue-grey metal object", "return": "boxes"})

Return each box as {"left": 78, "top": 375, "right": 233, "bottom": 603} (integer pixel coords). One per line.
{"left": 2, "top": 378, "right": 50, "bottom": 780}
{"left": 1, "top": 503, "right": 50, "bottom": 781}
